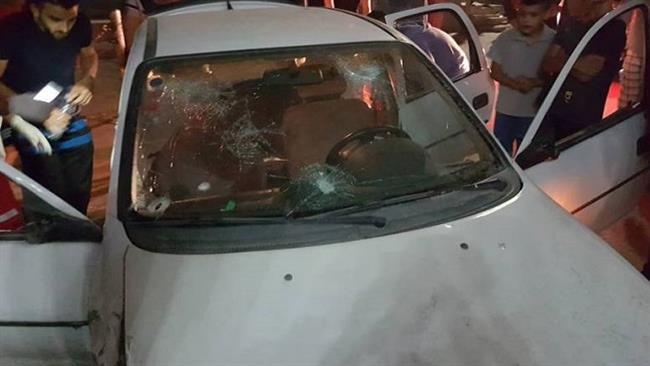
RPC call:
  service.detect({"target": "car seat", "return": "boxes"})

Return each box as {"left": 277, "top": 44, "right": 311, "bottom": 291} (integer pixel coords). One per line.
{"left": 281, "top": 97, "right": 376, "bottom": 178}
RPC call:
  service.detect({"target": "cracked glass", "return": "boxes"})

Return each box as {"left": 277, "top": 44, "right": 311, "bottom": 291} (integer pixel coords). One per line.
{"left": 129, "top": 43, "right": 502, "bottom": 219}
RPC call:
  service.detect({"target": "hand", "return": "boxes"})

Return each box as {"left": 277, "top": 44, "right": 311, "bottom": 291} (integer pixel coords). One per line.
{"left": 9, "top": 114, "right": 52, "bottom": 155}
{"left": 43, "top": 108, "right": 71, "bottom": 139}
{"left": 527, "top": 78, "right": 545, "bottom": 88}
{"left": 66, "top": 83, "right": 93, "bottom": 106}
{"left": 577, "top": 54, "right": 605, "bottom": 77}
{"left": 514, "top": 77, "right": 536, "bottom": 93}
{"left": 543, "top": 48, "right": 568, "bottom": 76}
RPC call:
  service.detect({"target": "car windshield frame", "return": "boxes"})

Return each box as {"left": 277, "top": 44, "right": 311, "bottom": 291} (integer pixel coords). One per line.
{"left": 117, "top": 41, "right": 513, "bottom": 226}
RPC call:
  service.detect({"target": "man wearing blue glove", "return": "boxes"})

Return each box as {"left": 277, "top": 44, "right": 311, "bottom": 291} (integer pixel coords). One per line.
{"left": 0, "top": 0, "right": 98, "bottom": 214}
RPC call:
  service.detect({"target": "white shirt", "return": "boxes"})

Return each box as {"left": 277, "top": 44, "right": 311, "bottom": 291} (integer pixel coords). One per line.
{"left": 487, "top": 25, "right": 556, "bottom": 117}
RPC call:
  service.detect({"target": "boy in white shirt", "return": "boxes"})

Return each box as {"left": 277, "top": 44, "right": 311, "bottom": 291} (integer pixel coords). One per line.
{"left": 488, "top": 0, "right": 555, "bottom": 155}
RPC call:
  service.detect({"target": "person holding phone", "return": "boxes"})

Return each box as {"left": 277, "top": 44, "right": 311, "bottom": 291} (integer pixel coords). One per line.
{"left": 0, "top": 0, "right": 98, "bottom": 214}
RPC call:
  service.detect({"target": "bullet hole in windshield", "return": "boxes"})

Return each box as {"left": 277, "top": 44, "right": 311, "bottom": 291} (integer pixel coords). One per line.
{"left": 149, "top": 77, "right": 163, "bottom": 89}
{"left": 285, "top": 164, "right": 356, "bottom": 215}
{"left": 137, "top": 196, "right": 171, "bottom": 218}
{"left": 460, "top": 242, "right": 469, "bottom": 250}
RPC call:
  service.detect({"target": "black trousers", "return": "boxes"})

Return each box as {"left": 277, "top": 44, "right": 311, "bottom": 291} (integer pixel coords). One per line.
{"left": 19, "top": 143, "right": 94, "bottom": 215}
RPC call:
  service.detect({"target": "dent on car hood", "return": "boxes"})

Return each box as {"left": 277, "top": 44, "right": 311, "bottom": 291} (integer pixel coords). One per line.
{"left": 124, "top": 186, "right": 650, "bottom": 366}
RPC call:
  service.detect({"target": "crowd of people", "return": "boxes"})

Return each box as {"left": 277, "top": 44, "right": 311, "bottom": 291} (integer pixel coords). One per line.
{"left": 0, "top": 0, "right": 482, "bottom": 223}
{"left": 489, "top": 0, "right": 629, "bottom": 154}
{"left": 0, "top": 0, "right": 647, "bottom": 277}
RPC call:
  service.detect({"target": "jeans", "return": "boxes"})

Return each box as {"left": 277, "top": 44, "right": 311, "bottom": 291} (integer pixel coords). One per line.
{"left": 494, "top": 112, "right": 534, "bottom": 155}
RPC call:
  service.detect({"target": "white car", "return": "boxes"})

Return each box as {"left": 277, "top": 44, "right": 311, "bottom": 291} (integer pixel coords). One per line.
{"left": 1, "top": 1, "right": 649, "bottom": 365}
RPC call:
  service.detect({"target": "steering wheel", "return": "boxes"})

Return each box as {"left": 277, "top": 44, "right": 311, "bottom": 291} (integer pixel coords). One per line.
{"left": 326, "top": 126, "right": 411, "bottom": 166}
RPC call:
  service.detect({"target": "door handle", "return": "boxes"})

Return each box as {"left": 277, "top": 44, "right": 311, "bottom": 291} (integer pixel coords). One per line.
{"left": 472, "top": 93, "right": 489, "bottom": 109}
{"left": 637, "top": 135, "right": 650, "bottom": 156}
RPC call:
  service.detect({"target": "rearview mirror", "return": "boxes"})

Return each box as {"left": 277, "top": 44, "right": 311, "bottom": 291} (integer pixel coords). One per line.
{"left": 263, "top": 66, "right": 325, "bottom": 86}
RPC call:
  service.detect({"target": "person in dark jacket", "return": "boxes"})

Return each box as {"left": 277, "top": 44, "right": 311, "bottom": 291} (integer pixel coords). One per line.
{"left": 0, "top": 0, "right": 98, "bottom": 214}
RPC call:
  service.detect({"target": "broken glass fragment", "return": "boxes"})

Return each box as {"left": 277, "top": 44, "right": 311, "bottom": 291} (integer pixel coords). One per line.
{"left": 285, "top": 164, "right": 356, "bottom": 215}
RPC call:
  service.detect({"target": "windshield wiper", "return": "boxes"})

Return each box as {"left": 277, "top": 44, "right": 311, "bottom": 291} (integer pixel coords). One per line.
{"left": 393, "top": 177, "right": 508, "bottom": 201}
{"left": 299, "top": 215, "right": 387, "bottom": 228}
{"left": 136, "top": 215, "right": 387, "bottom": 228}
{"left": 371, "top": 177, "right": 508, "bottom": 212}
{"left": 458, "top": 177, "right": 508, "bottom": 191}
{"left": 316, "top": 177, "right": 508, "bottom": 219}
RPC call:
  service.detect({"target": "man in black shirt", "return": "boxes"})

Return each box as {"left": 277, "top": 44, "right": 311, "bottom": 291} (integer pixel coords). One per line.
{"left": 0, "top": 0, "right": 98, "bottom": 214}
{"left": 541, "top": 0, "right": 626, "bottom": 140}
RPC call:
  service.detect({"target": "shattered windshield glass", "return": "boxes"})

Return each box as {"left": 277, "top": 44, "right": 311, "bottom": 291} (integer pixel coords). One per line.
{"left": 129, "top": 43, "right": 503, "bottom": 219}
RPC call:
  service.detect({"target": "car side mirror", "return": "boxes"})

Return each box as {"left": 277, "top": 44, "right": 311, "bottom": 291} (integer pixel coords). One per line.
{"left": 515, "top": 140, "right": 559, "bottom": 169}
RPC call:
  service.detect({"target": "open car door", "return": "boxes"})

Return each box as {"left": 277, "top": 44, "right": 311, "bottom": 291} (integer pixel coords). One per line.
{"left": 515, "top": 0, "right": 650, "bottom": 231}
{"left": 386, "top": 3, "right": 495, "bottom": 123}
{"left": 0, "top": 160, "right": 102, "bottom": 365}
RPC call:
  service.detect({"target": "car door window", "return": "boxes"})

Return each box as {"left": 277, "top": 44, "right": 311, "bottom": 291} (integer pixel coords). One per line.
{"left": 385, "top": 4, "right": 496, "bottom": 123}
{"left": 517, "top": 5, "right": 647, "bottom": 166}
{"left": 0, "top": 163, "right": 101, "bottom": 243}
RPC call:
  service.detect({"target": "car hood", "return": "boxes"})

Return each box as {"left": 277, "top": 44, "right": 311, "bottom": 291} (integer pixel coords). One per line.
{"left": 124, "top": 185, "right": 650, "bottom": 366}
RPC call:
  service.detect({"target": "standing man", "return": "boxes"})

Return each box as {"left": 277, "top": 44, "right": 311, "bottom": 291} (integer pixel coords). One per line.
{"left": 540, "top": 0, "right": 625, "bottom": 140}
{"left": 0, "top": 0, "right": 98, "bottom": 214}
{"left": 123, "top": 0, "right": 181, "bottom": 60}
{"left": 368, "top": 5, "right": 470, "bottom": 81}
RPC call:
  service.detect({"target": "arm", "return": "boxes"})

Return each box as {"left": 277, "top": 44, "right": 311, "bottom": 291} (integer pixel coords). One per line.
{"left": 67, "top": 45, "right": 98, "bottom": 106}
{"left": 542, "top": 43, "right": 604, "bottom": 82}
{"left": 123, "top": 6, "right": 145, "bottom": 56}
{"left": 541, "top": 44, "right": 567, "bottom": 76}
{"left": 0, "top": 62, "right": 52, "bottom": 154}
{"left": 79, "top": 45, "right": 99, "bottom": 87}
{"left": 490, "top": 62, "right": 523, "bottom": 92}
{"left": 570, "top": 54, "right": 605, "bottom": 82}
{"left": 358, "top": 0, "right": 370, "bottom": 14}
{"left": 0, "top": 60, "right": 16, "bottom": 115}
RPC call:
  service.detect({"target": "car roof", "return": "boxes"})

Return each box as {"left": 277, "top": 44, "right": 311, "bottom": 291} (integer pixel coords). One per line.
{"left": 148, "top": 3, "right": 397, "bottom": 58}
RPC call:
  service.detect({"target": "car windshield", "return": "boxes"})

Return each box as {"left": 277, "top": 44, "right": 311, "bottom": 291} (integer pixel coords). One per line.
{"left": 129, "top": 42, "right": 505, "bottom": 220}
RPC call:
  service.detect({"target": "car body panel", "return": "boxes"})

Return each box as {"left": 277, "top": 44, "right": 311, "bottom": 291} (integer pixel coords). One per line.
{"left": 526, "top": 111, "right": 650, "bottom": 231}
{"left": 123, "top": 183, "right": 650, "bottom": 366}
{"left": 0, "top": 161, "right": 99, "bottom": 323}
{"left": 0, "top": 327, "right": 92, "bottom": 366}
{"left": 1, "top": 2, "right": 648, "bottom": 366}
{"left": 0, "top": 161, "right": 99, "bottom": 363}
{"left": 153, "top": 6, "right": 394, "bottom": 58}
